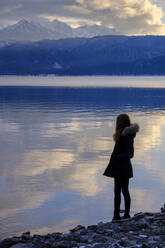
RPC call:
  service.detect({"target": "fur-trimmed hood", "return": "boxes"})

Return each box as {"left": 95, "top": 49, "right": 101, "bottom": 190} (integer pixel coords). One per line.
{"left": 122, "top": 123, "right": 139, "bottom": 136}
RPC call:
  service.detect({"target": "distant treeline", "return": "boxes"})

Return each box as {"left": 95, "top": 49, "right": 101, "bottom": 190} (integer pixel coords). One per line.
{"left": 1, "top": 35, "right": 165, "bottom": 75}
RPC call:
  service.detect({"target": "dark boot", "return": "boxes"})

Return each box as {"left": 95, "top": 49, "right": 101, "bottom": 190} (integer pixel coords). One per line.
{"left": 123, "top": 214, "right": 131, "bottom": 219}
{"left": 112, "top": 210, "right": 121, "bottom": 221}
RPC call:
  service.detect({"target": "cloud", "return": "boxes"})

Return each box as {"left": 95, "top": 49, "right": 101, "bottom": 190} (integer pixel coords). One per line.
{"left": 131, "top": 188, "right": 160, "bottom": 212}
{"left": 65, "top": 4, "right": 91, "bottom": 15}
{"left": 72, "top": 0, "right": 165, "bottom": 34}
{"left": 0, "top": 0, "right": 164, "bottom": 34}
{"left": 2, "top": 4, "right": 22, "bottom": 14}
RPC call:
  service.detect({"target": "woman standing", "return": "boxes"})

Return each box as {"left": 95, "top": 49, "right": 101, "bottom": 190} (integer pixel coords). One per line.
{"left": 103, "top": 114, "right": 139, "bottom": 221}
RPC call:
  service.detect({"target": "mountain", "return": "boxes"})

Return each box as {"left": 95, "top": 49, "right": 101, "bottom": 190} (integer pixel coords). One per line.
{"left": 1, "top": 35, "right": 165, "bottom": 75}
{"left": 0, "top": 19, "right": 121, "bottom": 41}
{"left": 0, "top": 19, "right": 70, "bottom": 41}
{"left": 45, "top": 19, "right": 74, "bottom": 38}
{"left": 73, "top": 25, "right": 121, "bottom": 38}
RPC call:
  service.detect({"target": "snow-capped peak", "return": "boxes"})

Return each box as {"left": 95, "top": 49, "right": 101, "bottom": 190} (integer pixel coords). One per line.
{"left": 0, "top": 19, "right": 122, "bottom": 42}
{"left": 0, "top": 19, "right": 59, "bottom": 41}
{"left": 73, "top": 24, "right": 121, "bottom": 37}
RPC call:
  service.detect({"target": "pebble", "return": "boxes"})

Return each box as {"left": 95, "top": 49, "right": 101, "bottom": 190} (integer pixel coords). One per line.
{"left": 1, "top": 205, "right": 165, "bottom": 248}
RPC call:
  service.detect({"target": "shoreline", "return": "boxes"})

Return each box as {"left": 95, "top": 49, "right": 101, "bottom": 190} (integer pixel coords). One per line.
{"left": 1, "top": 75, "right": 165, "bottom": 88}
{"left": 1, "top": 205, "right": 165, "bottom": 248}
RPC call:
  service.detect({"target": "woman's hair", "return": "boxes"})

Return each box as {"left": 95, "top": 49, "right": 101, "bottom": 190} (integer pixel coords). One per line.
{"left": 113, "top": 114, "right": 131, "bottom": 142}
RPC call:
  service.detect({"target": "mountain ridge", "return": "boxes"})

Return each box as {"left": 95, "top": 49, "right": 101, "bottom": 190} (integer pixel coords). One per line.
{"left": 0, "top": 19, "right": 121, "bottom": 41}
{"left": 1, "top": 35, "right": 165, "bottom": 75}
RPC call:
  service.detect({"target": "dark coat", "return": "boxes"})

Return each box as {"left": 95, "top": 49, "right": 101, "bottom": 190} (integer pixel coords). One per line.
{"left": 103, "top": 124, "right": 139, "bottom": 178}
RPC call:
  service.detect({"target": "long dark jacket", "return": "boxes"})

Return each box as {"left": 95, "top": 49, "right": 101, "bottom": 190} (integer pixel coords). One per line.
{"left": 103, "top": 123, "right": 139, "bottom": 178}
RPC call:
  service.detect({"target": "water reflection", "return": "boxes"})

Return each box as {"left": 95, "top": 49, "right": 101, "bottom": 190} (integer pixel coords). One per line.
{"left": 0, "top": 85, "right": 165, "bottom": 239}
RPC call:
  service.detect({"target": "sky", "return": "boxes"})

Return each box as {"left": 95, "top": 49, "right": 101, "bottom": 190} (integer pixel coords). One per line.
{"left": 0, "top": 0, "right": 165, "bottom": 35}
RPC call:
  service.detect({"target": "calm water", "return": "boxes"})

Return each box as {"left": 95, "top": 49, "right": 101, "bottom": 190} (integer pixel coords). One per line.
{"left": 0, "top": 76, "right": 165, "bottom": 239}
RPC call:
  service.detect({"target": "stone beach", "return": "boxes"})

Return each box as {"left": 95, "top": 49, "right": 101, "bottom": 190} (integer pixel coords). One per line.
{"left": 1, "top": 205, "right": 165, "bottom": 248}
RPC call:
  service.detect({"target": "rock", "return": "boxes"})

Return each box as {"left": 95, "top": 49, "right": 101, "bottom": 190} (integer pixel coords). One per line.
{"left": 79, "top": 229, "right": 88, "bottom": 235}
{"left": 10, "top": 244, "right": 34, "bottom": 248}
{"left": 2, "top": 204, "right": 165, "bottom": 248}
{"left": 97, "top": 222, "right": 104, "bottom": 226}
{"left": 139, "top": 234, "right": 148, "bottom": 238}
{"left": 147, "top": 240, "right": 159, "bottom": 247}
{"left": 52, "top": 240, "right": 70, "bottom": 248}
{"left": 96, "top": 228, "right": 105, "bottom": 234}
{"left": 43, "top": 239, "right": 52, "bottom": 246}
{"left": 0, "top": 238, "right": 21, "bottom": 248}
{"left": 160, "top": 204, "right": 165, "bottom": 212}
{"left": 110, "top": 242, "right": 124, "bottom": 248}
{"left": 61, "top": 233, "right": 71, "bottom": 240}
{"left": 70, "top": 225, "right": 85, "bottom": 232}
{"left": 135, "top": 245, "right": 143, "bottom": 248}
{"left": 21, "top": 233, "right": 32, "bottom": 241}
{"left": 90, "top": 242, "right": 105, "bottom": 248}
{"left": 87, "top": 225, "right": 98, "bottom": 232}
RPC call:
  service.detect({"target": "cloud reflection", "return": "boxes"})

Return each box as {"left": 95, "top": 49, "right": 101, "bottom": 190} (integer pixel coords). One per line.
{"left": 0, "top": 85, "right": 165, "bottom": 238}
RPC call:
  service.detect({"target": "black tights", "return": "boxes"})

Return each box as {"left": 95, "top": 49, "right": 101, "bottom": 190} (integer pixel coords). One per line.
{"left": 114, "top": 177, "right": 131, "bottom": 217}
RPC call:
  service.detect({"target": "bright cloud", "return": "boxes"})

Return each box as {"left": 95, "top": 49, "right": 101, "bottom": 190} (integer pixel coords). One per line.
{"left": 73, "top": 0, "right": 165, "bottom": 34}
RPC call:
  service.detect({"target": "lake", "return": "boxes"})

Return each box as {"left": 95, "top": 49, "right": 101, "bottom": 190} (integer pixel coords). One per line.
{"left": 0, "top": 76, "right": 165, "bottom": 239}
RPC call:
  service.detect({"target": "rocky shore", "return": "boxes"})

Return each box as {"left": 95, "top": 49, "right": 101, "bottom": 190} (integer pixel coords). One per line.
{"left": 1, "top": 205, "right": 165, "bottom": 248}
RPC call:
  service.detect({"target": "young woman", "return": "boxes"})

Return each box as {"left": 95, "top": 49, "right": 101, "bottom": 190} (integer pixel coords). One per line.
{"left": 103, "top": 114, "right": 139, "bottom": 221}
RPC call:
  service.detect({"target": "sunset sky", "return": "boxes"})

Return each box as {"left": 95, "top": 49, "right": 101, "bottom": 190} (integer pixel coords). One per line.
{"left": 0, "top": 0, "right": 165, "bottom": 35}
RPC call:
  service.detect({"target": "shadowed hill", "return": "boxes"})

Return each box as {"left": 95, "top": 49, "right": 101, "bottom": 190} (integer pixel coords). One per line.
{"left": 1, "top": 35, "right": 165, "bottom": 75}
